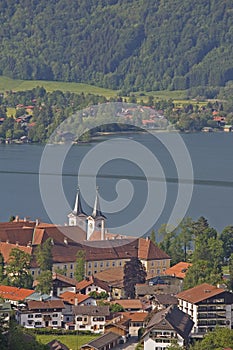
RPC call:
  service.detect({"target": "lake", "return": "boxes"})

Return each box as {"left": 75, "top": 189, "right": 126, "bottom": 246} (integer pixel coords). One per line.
{"left": 0, "top": 132, "right": 233, "bottom": 237}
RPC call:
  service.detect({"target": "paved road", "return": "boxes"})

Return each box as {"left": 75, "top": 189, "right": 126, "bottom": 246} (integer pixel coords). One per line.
{"left": 117, "top": 336, "right": 139, "bottom": 350}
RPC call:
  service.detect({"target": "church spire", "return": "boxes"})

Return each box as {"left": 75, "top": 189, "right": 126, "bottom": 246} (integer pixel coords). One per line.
{"left": 92, "top": 186, "right": 105, "bottom": 218}
{"left": 73, "top": 186, "right": 85, "bottom": 216}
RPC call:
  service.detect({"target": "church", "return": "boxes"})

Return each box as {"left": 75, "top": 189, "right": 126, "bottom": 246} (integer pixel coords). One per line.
{"left": 0, "top": 187, "right": 171, "bottom": 280}
{"left": 67, "top": 186, "right": 106, "bottom": 241}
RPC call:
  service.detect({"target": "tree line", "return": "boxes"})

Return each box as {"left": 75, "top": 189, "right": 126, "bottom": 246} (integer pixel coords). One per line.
{"left": 1, "top": 0, "right": 233, "bottom": 92}
{"left": 151, "top": 216, "right": 233, "bottom": 290}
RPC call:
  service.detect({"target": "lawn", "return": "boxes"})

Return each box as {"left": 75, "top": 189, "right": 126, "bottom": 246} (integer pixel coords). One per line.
{"left": 36, "top": 334, "right": 98, "bottom": 350}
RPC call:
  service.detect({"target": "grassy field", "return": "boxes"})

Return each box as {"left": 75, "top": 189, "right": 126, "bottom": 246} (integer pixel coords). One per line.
{"left": 0, "top": 76, "right": 118, "bottom": 98}
{"left": 36, "top": 334, "right": 98, "bottom": 350}
{"left": 0, "top": 75, "right": 206, "bottom": 106}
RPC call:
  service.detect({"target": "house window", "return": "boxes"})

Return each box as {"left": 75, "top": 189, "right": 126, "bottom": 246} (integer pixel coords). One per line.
{"left": 106, "top": 262, "right": 109, "bottom": 267}
{"left": 88, "top": 287, "right": 91, "bottom": 292}
{"left": 52, "top": 321, "right": 58, "bottom": 325}
{"left": 151, "top": 261, "right": 154, "bottom": 267}
{"left": 112, "top": 261, "right": 115, "bottom": 267}
{"left": 35, "top": 322, "right": 42, "bottom": 326}
{"left": 100, "top": 262, "right": 103, "bottom": 267}
{"left": 28, "top": 314, "right": 34, "bottom": 318}
{"left": 157, "top": 269, "right": 160, "bottom": 275}
{"left": 64, "top": 264, "right": 67, "bottom": 269}
{"left": 88, "top": 262, "right": 92, "bottom": 268}
{"left": 94, "top": 262, "right": 98, "bottom": 268}
{"left": 35, "top": 314, "right": 42, "bottom": 318}
{"left": 163, "top": 260, "right": 166, "bottom": 266}
{"left": 119, "top": 261, "right": 122, "bottom": 266}
{"left": 77, "top": 317, "right": 82, "bottom": 321}
{"left": 53, "top": 314, "right": 58, "bottom": 318}
{"left": 70, "top": 273, "right": 73, "bottom": 278}
{"left": 70, "top": 264, "right": 73, "bottom": 269}
{"left": 31, "top": 271, "right": 35, "bottom": 275}
{"left": 88, "top": 271, "right": 91, "bottom": 276}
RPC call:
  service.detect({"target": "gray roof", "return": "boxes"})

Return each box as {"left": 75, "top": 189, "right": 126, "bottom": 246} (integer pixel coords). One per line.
{"left": 154, "top": 294, "right": 178, "bottom": 306}
{"left": 46, "top": 339, "right": 69, "bottom": 350}
{"left": 81, "top": 332, "right": 120, "bottom": 350}
{"left": 73, "top": 305, "right": 110, "bottom": 316}
{"left": 145, "top": 306, "right": 194, "bottom": 340}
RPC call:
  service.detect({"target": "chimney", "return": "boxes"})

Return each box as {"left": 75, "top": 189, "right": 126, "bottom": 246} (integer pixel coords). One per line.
{"left": 35, "top": 219, "right": 39, "bottom": 226}
{"left": 64, "top": 237, "right": 68, "bottom": 245}
{"left": 16, "top": 241, "right": 19, "bottom": 246}
{"left": 6, "top": 240, "right": 9, "bottom": 244}
{"left": 74, "top": 297, "right": 78, "bottom": 306}
{"left": 15, "top": 216, "right": 19, "bottom": 222}
{"left": 24, "top": 217, "right": 27, "bottom": 222}
{"left": 27, "top": 241, "right": 32, "bottom": 247}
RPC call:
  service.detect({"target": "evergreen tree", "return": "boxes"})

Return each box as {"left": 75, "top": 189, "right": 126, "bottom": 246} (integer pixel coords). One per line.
{"left": 74, "top": 250, "right": 86, "bottom": 282}
{"left": 36, "top": 270, "right": 53, "bottom": 295}
{"left": 35, "top": 238, "right": 53, "bottom": 272}
{"left": 123, "top": 257, "right": 146, "bottom": 299}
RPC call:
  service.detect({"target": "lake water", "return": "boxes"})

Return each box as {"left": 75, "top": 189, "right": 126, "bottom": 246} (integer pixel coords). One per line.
{"left": 0, "top": 132, "right": 233, "bottom": 236}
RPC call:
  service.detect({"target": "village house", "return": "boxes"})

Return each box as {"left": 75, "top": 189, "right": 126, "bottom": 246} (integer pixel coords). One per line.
{"left": 123, "top": 311, "right": 148, "bottom": 336}
{"left": 76, "top": 275, "right": 110, "bottom": 296}
{"left": 73, "top": 305, "right": 110, "bottom": 333}
{"left": 0, "top": 301, "right": 12, "bottom": 329}
{"left": 59, "top": 291, "right": 96, "bottom": 306}
{"left": 142, "top": 306, "right": 194, "bottom": 350}
{"left": 110, "top": 299, "right": 145, "bottom": 312}
{"left": 177, "top": 283, "right": 233, "bottom": 335}
{"left": 16, "top": 299, "right": 66, "bottom": 329}
{"left": 0, "top": 285, "right": 34, "bottom": 306}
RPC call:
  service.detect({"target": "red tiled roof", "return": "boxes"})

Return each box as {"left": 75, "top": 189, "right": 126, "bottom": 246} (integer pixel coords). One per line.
{"left": 0, "top": 285, "right": 34, "bottom": 301}
{"left": 111, "top": 299, "right": 143, "bottom": 310}
{"left": 138, "top": 238, "right": 170, "bottom": 260}
{"left": 76, "top": 276, "right": 94, "bottom": 291}
{"left": 27, "top": 300, "right": 65, "bottom": 310}
{"left": 0, "top": 242, "right": 32, "bottom": 263}
{"left": 177, "top": 283, "right": 225, "bottom": 304}
{"left": 162, "top": 262, "right": 192, "bottom": 279}
{"left": 122, "top": 311, "right": 148, "bottom": 322}
{"left": 59, "top": 291, "right": 91, "bottom": 305}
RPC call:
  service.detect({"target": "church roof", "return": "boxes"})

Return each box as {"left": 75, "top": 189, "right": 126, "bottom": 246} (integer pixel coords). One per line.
{"left": 92, "top": 187, "right": 106, "bottom": 219}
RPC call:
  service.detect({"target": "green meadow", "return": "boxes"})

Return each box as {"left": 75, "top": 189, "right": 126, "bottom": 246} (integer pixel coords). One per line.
{"left": 36, "top": 334, "right": 98, "bottom": 350}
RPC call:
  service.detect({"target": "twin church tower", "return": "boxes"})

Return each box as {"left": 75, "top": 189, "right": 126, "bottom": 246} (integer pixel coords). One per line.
{"left": 67, "top": 187, "right": 106, "bottom": 240}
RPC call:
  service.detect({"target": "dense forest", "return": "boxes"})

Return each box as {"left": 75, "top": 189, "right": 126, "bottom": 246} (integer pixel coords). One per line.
{"left": 1, "top": 0, "right": 233, "bottom": 92}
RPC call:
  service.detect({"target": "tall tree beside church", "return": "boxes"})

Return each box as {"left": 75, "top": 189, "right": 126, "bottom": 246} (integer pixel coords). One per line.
{"left": 75, "top": 250, "right": 86, "bottom": 282}
{"left": 123, "top": 257, "right": 147, "bottom": 299}
{"left": 35, "top": 238, "right": 53, "bottom": 294}
{"left": 0, "top": 252, "right": 5, "bottom": 283}
{"left": 35, "top": 238, "right": 53, "bottom": 272}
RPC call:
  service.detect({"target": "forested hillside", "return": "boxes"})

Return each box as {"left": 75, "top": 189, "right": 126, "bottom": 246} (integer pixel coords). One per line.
{"left": 1, "top": 0, "right": 233, "bottom": 91}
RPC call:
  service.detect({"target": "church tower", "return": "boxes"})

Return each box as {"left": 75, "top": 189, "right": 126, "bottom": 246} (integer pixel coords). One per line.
{"left": 68, "top": 186, "right": 87, "bottom": 231}
{"left": 87, "top": 187, "right": 106, "bottom": 240}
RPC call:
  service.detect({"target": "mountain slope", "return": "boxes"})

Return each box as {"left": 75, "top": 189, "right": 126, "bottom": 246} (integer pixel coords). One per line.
{"left": 0, "top": 0, "right": 233, "bottom": 91}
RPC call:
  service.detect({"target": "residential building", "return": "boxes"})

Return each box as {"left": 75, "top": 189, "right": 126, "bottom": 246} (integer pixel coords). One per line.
{"left": 59, "top": 291, "right": 96, "bottom": 306}
{"left": 0, "top": 302, "right": 12, "bottom": 329}
{"left": 73, "top": 305, "right": 110, "bottom": 333}
{"left": 123, "top": 311, "right": 148, "bottom": 336}
{"left": 17, "top": 300, "right": 65, "bottom": 328}
{"left": 76, "top": 275, "right": 110, "bottom": 295}
{"left": 46, "top": 339, "right": 69, "bottom": 350}
{"left": 177, "top": 283, "right": 233, "bottom": 334}
{"left": 0, "top": 285, "right": 34, "bottom": 306}
{"left": 143, "top": 306, "right": 194, "bottom": 350}
{"left": 162, "top": 261, "right": 192, "bottom": 279}
{"left": 110, "top": 299, "right": 145, "bottom": 312}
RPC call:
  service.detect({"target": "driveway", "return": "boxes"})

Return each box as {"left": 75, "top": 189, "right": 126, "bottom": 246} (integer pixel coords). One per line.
{"left": 118, "top": 336, "right": 139, "bottom": 350}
